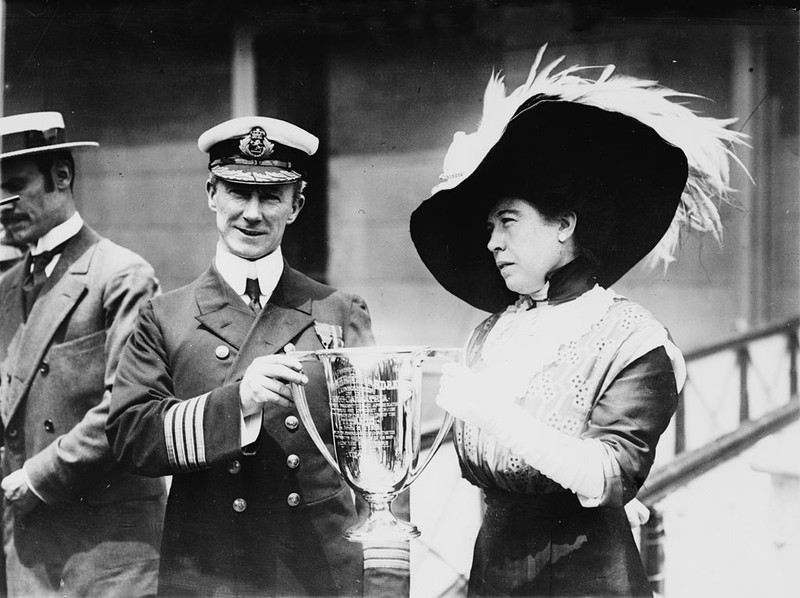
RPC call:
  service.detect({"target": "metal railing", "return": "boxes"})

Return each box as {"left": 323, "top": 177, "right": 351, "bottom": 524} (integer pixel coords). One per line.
{"left": 670, "top": 316, "right": 799, "bottom": 456}
{"left": 638, "top": 316, "right": 800, "bottom": 594}
{"left": 643, "top": 316, "right": 799, "bottom": 502}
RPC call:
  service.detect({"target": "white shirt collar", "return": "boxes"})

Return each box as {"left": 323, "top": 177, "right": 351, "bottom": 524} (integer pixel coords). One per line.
{"left": 31, "top": 212, "right": 83, "bottom": 255}
{"left": 214, "top": 242, "right": 284, "bottom": 301}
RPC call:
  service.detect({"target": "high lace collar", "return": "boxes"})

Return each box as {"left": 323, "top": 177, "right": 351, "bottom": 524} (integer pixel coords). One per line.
{"left": 516, "top": 257, "right": 598, "bottom": 310}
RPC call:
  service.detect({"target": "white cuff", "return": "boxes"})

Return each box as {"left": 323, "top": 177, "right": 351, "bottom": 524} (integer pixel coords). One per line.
{"left": 21, "top": 463, "right": 46, "bottom": 503}
{"left": 241, "top": 410, "right": 262, "bottom": 447}
{"left": 624, "top": 498, "right": 651, "bottom": 526}
{"left": 576, "top": 442, "right": 616, "bottom": 507}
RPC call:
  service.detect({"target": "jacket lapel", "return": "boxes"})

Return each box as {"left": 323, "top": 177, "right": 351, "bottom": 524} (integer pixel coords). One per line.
{"left": 194, "top": 266, "right": 258, "bottom": 350}
{"left": 2, "top": 226, "right": 99, "bottom": 424}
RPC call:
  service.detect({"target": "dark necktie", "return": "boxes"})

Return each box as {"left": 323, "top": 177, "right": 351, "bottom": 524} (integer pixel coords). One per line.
{"left": 244, "top": 277, "right": 262, "bottom": 314}
{"left": 22, "top": 242, "right": 69, "bottom": 316}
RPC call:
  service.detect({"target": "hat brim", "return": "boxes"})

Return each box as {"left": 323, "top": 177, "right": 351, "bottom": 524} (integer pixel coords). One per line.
{"left": 211, "top": 163, "right": 302, "bottom": 185}
{"left": 0, "top": 141, "right": 99, "bottom": 162}
{"left": 410, "top": 101, "right": 688, "bottom": 313}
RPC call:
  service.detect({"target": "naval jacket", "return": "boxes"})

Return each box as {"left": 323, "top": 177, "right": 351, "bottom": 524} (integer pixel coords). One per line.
{"left": 107, "top": 262, "right": 376, "bottom": 597}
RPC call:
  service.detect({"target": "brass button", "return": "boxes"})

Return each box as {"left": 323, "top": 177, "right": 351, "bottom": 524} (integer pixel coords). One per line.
{"left": 286, "top": 454, "right": 300, "bottom": 469}
{"left": 284, "top": 415, "right": 299, "bottom": 431}
{"left": 284, "top": 343, "right": 295, "bottom": 353}
{"left": 287, "top": 493, "right": 301, "bottom": 507}
{"left": 232, "top": 498, "right": 247, "bottom": 512}
{"left": 227, "top": 460, "right": 242, "bottom": 474}
{"left": 215, "top": 345, "right": 230, "bottom": 360}
{"left": 38, "top": 362, "right": 49, "bottom": 375}
{"left": 43, "top": 419, "right": 55, "bottom": 433}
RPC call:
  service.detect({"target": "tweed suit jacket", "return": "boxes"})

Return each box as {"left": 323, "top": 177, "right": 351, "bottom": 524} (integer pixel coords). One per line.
{"left": 107, "top": 262, "right": 377, "bottom": 597}
{"left": 0, "top": 224, "right": 165, "bottom": 563}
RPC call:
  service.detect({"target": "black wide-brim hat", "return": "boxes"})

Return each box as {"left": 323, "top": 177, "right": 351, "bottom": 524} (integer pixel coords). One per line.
{"left": 410, "top": 99, "right": 688, "bottom": 313}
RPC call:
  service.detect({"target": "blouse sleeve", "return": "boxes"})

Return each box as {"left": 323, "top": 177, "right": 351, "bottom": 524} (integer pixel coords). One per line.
{"left": 583, "top": 345, "right": 679, "bottom": 507}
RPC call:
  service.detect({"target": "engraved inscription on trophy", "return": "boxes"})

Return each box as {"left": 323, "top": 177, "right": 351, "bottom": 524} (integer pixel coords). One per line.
{"left": 290, "top": 346, "right": 460, "bottom": 542}
{"left": 330, "top": 360, "right": 407, "bottom": 493}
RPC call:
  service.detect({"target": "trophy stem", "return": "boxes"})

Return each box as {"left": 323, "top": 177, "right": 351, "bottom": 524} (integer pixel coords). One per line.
{"left": 344, "top": 494, "right": 420, "bottom": 543}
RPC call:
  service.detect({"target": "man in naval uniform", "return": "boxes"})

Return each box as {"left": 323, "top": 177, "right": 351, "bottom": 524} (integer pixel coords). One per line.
{"left": 0, "top": 112, "right": 164, "bottom": 597}
{"left": 107, "top": 116, "right": 407, "bottom": 597}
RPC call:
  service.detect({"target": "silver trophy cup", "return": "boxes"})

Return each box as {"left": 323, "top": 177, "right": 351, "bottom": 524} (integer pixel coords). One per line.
{"left": 289, "top": 346, "right": 460, "bottom": 542}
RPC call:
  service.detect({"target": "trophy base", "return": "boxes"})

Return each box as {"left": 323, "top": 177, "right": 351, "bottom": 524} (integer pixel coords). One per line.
{"left": 344, "top": 517, "right": 420, "bottom": 543}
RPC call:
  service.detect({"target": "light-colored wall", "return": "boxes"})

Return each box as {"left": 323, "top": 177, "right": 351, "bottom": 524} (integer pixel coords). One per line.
{"left": 328, "top": 150, "right": 481, "bottom": 348}
{"left": 79, "top": 142, "right": 216, "bottom": 290}
{"left": 325, "top": 27, "right": 799, "bottom": 356}
{"left": 4, "top": 3, "right": 797, "bottom": 352}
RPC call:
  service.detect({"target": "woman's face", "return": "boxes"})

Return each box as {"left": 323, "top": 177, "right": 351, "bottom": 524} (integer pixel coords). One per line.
{"left": 486, "top": 197, "right": 574, "bottom": 295}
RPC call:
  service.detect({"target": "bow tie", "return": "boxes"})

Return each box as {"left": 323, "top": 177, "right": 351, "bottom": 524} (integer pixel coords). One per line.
{"left": 30, "top": 245, "right": 66, "bottom": 271}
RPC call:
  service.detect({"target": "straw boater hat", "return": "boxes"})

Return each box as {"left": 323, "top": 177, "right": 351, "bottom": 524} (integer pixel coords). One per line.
{"left": 0, "top": 111, "right": 98, "bottom": 162}
{"left": 410, "top": 46, "right": 747, "bottom": 313}
{"left": 197, "top": 116, "right": 319, "bottom": 184}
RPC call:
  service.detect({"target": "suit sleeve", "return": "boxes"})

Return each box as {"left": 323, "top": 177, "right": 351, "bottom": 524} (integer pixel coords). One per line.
{"left": 583, "top": 346, "right": 679, "bottom": 506}
{"left": 107, "top": 300, "right": 249, "bottom": 477}
{"left": 24, "top": 262, "right": 160, "bottom": 504}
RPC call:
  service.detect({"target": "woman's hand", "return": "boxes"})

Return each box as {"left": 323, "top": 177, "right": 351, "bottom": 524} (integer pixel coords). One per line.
{"left": 435, "top": 362, "right": 515, "bottom": 430}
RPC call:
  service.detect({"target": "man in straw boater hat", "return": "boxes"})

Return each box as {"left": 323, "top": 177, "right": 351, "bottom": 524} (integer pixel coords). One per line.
{"left": 410, "top": 47, "right": 747, "bottom": 596}
{"left": 107, "top": 116, "right": 409, "bottom": 597}
{"left": 0, "top": 111, "right": 165, "bottom": 596}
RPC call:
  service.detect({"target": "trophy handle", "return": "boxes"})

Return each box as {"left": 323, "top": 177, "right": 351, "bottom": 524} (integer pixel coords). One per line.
{"left": 405, "top": 347, "right": 462, "bottom": 485}
{"left": 289, "top": 353, "right": 341, "bottom": 474}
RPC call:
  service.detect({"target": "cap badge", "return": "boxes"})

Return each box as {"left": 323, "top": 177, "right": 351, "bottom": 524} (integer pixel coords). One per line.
{"left": 239, "top": 127, "right": 274, "bottom": 159}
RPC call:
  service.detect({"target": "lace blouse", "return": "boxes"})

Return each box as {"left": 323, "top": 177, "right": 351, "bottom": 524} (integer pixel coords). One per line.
{"left": 454, "top": 283, "right": 684, "bottom": 504}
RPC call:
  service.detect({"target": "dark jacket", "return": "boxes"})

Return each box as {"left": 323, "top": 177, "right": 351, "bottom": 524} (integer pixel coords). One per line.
{"left": 108, "top": 262, "right": 376, "bottom": 597}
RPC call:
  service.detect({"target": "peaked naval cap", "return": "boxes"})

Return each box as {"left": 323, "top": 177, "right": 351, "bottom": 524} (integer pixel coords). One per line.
{"left": 0, "top": 112, "right": 98, "bottom": 161}
{"left": 410, "top": 47, "right": 747, "bottom": 313}
{"left": 198, "top": 116, "right": 319, "bottom": 184}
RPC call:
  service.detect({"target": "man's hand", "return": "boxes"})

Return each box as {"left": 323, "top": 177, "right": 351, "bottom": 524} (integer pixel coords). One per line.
{"left": 239, "top": 354, "right": 308, "bottom": 418}
{"left": 1, "top": 468, "right": 41, "bottom": 514}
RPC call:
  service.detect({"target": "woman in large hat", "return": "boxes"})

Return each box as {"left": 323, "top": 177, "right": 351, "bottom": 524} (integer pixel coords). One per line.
{"left": 410, "top": 47, "right": 746, "bottom": 597}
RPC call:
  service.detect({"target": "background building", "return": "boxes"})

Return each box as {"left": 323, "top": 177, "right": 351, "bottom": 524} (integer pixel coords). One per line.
{"left": 2, "top": 1, "right": 798, "bottom": 596}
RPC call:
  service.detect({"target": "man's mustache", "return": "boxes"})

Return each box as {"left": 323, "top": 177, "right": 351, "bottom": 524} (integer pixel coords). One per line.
{"left": 0, "top": 211, "right": 28, "bottom": 226}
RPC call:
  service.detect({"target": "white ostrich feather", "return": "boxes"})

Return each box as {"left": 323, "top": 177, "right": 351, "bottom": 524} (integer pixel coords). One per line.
{"left": 433, "top": 44, "right": 749, "bottom": 271}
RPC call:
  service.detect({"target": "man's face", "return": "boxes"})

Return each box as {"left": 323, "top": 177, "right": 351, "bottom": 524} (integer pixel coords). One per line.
{"left": 207, "top": 179, "right": 303, "bottom": 260}
{"left": 0, "top": 158, "right": 72, "bottom": 246}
